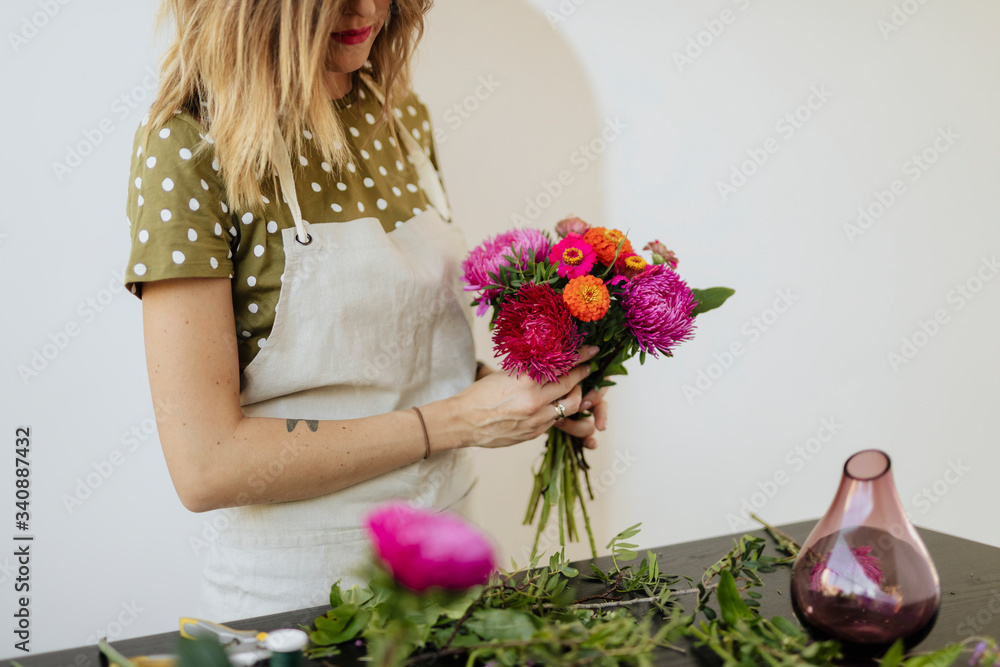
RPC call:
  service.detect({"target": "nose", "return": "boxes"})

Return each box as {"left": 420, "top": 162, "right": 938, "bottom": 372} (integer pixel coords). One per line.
{"left": 342, "top": 0, "right": 377, "bottom": 19}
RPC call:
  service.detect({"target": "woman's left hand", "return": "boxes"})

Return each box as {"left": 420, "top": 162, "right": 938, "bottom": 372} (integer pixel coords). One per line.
{"left": 554, "top": 386, "right": 609, "bottom": 450}
{"left": 475, "top": 362, "right": 609, "bottom": 450}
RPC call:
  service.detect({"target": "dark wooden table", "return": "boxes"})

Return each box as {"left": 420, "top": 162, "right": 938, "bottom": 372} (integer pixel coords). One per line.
{"left": 11, "top": 521, "right": 1000, "bottom": 666}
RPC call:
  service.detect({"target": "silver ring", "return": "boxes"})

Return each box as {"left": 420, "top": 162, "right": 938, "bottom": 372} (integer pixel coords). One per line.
{"left": 552, "top": 402, "right": 566, "bottom": 421}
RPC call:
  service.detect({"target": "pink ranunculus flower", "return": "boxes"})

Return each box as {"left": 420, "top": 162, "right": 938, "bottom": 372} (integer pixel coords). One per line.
{"left": 554, "top": 216, "right": 590, "bottom": 238}
{"left": 365, "top": 502, "right": 496, "bottom": 592}
{"left": 548, "top": 234, "right": 597, "bottom": 279}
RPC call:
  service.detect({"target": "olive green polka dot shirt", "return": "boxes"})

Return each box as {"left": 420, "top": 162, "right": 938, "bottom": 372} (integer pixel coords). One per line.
{"left": 124, "top": 87, "right": 446, "bottom": 377}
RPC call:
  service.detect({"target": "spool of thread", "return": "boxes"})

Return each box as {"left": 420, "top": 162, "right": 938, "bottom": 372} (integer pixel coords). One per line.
{"left": 263, "top": 629, "right": 309, "bottom": 667}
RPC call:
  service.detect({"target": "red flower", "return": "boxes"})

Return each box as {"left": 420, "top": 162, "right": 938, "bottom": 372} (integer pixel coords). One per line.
{"left": 492, "top": 283, "right": 584, "bottom": 384}
{"left": 615, "top": 253, "right": 648, "bottom": 280}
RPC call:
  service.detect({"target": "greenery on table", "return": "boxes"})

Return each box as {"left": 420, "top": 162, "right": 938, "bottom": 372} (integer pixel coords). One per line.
{"left": 305, "top": 519, "right": 1000, "bottom": 667}
{"left": 90, "top": 518, "right": 1000, "bottom": 667}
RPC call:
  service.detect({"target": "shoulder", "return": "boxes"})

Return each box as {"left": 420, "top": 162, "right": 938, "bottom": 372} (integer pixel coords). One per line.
{"left": 131, "top": 111, "right": 218, "bottom": 171}
{"left": 395, "top": 89, "right": 432, "bottom": 124}
{"left": 392, "top": 90, "right": 437, "bottom": 153}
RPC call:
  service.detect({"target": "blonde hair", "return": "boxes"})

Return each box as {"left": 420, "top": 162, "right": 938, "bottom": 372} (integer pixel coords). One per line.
{"left": 144, "top": 0, "right": 431, "bottom": 210}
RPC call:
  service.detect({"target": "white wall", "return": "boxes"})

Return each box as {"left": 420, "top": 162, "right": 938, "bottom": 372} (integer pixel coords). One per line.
{"left": 2, "top": 0, "right": 998, "bottom": 656}
{"left": 518, "top": 0, "right": 1000, "bottom": 552}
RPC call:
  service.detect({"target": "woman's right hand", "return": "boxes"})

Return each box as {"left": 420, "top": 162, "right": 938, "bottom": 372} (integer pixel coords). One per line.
{"left": 444, "top": 346, "right": 600, "bottom": 449}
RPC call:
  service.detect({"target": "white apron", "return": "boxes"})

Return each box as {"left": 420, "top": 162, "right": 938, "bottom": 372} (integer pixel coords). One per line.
{"left": 198, "top": 77, "right": 478, "bottom": 620}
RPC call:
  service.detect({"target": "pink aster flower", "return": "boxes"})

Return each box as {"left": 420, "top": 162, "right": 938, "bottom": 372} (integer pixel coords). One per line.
{"left": 462, "top": 229, "right": 551, "bottom": 316}
{"left": 365, "top": 502, "right": 495, "bottom": 592}
{"left": 619, "top": 265, "right": 696, "bottom": 357}
{"left": 809, "top": 545, "right": 884, "bottom": 592}
{"left": 492, "top": 283, "right": 584, "bottom": 384}
{"left": 548, "top": 234, "right": 596, "bottom": 279}
{"left": 555, "top": 216, "right": 590, "bottom": 238}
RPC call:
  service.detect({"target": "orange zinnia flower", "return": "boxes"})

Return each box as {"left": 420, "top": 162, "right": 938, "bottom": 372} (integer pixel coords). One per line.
{"left": 562, "top": 275, "right": 611, "bottom": 322}
{"left": 583, "top": 227, "right": 633, "bottom": 266}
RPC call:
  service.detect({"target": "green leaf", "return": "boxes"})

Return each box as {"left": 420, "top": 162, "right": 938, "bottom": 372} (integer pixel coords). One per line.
{"left": 879, "top": 639, "right": 906, "bottom": 667}
{"left": 770, "top": 616, "right": 803, "bottom": 638}
{"left": 315, "top": 603, "right": 359, "bottom": 637}
{"left": 902, "top": 644, "right": 963, "bottom": 667}
{"left": 691, "top": 287, "right": 735, "bottom": 316}
{"left": 465, "top": 609, "right": 538, "bottom": 641}
{"left": 322, "top": 609, "right": 370, "bottom": 645}
{"left": 342, "top": 585, "right": 374, "bottom": 607}
{"left": 329, "top": 580, "right": 344, "bottom": 608}
{"left": 176, "top": 636, "right": 232, "bottom": 667}
{"left": 716, "top": 570, "right": 755, "bottom": 627}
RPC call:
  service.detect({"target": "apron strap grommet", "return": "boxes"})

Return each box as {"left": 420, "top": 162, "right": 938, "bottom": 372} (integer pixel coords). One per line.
{"left": 295, "top": 233, "right": 313, "bottom": 246}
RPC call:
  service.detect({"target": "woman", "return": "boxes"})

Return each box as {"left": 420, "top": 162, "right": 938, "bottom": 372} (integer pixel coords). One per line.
{"left": 125, "top": 0, "right": 608, "bottom": 619}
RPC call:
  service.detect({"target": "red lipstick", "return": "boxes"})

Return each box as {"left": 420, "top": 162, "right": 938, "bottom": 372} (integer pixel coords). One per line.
{"left": 331, "top": 25, "right": 372, "bottom": 45}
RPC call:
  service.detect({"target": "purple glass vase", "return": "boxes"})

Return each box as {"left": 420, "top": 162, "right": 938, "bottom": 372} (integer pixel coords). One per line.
{"left": 790, "top": 450, "right": 940, "bottom": 654}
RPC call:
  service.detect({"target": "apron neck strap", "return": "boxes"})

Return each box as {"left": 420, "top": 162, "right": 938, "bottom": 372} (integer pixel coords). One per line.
{"left": 272, "top": 74, "right": 451, "bottom": 240}
{"left": 272, "top": 126, "right": 310, "bottom": 244}
{"left": 358, "top": 73, "right": 452, "bottom": 222}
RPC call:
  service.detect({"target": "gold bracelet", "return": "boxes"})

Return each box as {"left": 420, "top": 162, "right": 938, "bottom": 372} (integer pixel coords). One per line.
{"left": 412, "top": 406, "right": 431, "bottom": 460}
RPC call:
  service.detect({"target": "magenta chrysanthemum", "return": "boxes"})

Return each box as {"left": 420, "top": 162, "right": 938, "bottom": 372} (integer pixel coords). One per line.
{"left": 548, "top": 234, "right": 597, "bottom": 279}
{"left": 620, "top": 265, "right": 696, "bottom": 357}
{"left": 492, "top": 283, "right": 584, "bottom": 384}
{"left": 461, "top": 229, "right": 552, "bottom": 316}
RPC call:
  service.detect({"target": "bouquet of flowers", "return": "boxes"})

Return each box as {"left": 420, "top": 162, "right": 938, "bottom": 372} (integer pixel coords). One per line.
{"left": 461, "top": 217, "right": 733, "bottom": 557}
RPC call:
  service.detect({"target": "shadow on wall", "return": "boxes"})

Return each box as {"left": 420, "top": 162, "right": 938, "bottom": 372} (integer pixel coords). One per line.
{"left": 413, "top": 0, "right": 614, "bottom": 564}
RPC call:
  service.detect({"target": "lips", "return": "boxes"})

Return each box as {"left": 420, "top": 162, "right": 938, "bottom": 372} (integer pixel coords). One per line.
{"left": 331, "top": 25, "right": 372, "bottom": 45}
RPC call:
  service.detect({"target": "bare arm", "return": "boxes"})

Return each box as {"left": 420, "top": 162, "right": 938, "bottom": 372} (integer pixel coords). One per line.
{"left": 143, "top": 277, "right": 597, "bottom": 513}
